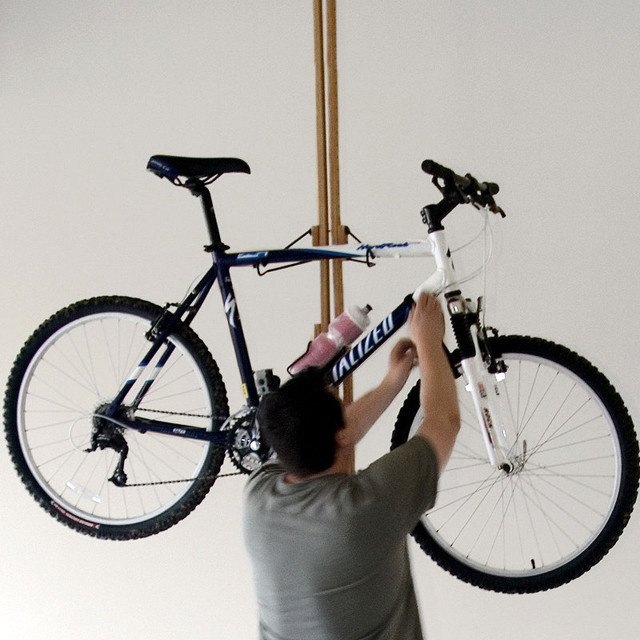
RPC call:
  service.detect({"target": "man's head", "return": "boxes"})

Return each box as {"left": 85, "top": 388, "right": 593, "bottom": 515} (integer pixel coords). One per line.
{"left": 256, "top": 368, "right": 344, "bottom": 477}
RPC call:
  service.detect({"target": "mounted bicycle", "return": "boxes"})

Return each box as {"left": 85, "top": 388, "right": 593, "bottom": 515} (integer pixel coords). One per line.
{"left": 4, "top": 155, "right": 638, "bottom": 593}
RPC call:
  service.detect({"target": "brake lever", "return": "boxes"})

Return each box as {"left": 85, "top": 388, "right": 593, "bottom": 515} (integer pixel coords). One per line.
{"left": 464, "top": 174, "right": 506, "bottom": 217}
{"left": 427, "top": 161, "right": 506, "bottom": 217}
{"left": 431, "top": 175, "right": 469, "bottom": 205}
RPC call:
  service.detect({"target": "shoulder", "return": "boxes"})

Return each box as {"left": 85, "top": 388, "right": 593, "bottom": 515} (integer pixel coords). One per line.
{"left": 368, "top": 436, "right": 437, "bottom": 477}
{"left": 355, "top": 436, "right": 439, "bottom": 512}
{"left": 244, "top": 460, "right": 283, "bottom": 494}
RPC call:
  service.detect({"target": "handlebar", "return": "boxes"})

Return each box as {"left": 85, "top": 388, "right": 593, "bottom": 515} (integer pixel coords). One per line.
{"left": 421, "top": 159, "right": 505, "bottom": 218}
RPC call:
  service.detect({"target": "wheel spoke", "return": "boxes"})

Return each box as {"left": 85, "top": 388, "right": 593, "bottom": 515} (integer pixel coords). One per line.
{"left": 395, "top": 334, "right": 637, "bottom": 592}
{"left": 9, "top": 298, "right": 228, "bottom": 539}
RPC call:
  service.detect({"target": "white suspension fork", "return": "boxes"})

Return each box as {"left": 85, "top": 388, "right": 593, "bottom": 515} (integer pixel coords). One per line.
{"left": 411, "top": 230, "right": 515, "bottom": 471}
{"left": 458, "top": 322, "right": 512, "bottom": 471}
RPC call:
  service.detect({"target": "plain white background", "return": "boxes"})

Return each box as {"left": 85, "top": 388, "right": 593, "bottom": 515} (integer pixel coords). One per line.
{"left": 1, "top": 1, "right": 639, "bottom": 638}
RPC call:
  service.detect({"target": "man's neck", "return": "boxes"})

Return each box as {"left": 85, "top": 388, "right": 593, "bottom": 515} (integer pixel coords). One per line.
{"left": 284, "top": 448, "right": 355, "bottom": 484}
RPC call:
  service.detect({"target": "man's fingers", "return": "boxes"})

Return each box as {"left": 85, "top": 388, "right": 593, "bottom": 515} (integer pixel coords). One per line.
{"left": 391, "top": 338, "right": 416, "bottom": 363}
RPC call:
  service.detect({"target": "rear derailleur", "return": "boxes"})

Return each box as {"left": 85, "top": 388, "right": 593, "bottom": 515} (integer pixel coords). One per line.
{"left": 86, "top": 405, "right": 130, "bottom": 487}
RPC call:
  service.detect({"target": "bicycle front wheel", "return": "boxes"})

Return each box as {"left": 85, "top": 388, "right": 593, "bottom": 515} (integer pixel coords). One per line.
{"left": 392, "top": 335, "right": 639, "bottom": 593}
{"left": 4, "top": 296, "right": 229, "bottom": 540}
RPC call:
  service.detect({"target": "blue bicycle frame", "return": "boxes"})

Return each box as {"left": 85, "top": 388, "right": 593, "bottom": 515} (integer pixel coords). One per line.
{"left": 104, "top": 245, "right": 413, "bottom": 445}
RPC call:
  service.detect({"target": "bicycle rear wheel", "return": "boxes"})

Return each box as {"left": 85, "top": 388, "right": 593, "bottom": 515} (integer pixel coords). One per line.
{"left": 4, "top": 296, "right": 229, "bottom": 540}
{"left": 392, "top": 334, "right": 638, "bottom": 593}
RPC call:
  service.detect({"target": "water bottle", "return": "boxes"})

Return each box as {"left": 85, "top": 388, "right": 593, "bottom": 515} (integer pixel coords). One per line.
{"left": 288, "top": 304, "right": 372, "bottom": 375}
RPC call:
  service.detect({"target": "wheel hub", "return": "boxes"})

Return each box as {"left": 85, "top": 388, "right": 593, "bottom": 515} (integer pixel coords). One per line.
{"left": 499, "top": 440, "right": 528, "bottom": 476}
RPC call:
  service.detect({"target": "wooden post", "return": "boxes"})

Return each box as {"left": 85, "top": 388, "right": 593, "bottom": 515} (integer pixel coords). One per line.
{"left": 313, "top": 0, "right": 331, "bottom": 334}
{"left": 326, "top": 0, "right": 352, "bottom": 405}
{"left": 314, "top": 0, "right": 354, "bottom": 473}
{"left": 313, "top": 0, "right": 353, "bottom": 404}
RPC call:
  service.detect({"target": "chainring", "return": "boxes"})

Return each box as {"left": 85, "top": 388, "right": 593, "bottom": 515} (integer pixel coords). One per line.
{"left": 225, "top": 407, "right": 272, "bottom": 473}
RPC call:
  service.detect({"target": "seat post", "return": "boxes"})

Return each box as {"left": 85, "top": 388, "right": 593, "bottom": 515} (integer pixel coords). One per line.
{"left": 187, "top": 178, "right": 228, "bottom": 251}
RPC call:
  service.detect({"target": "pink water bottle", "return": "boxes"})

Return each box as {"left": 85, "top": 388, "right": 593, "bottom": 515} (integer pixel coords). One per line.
{"left": 288, "top": 305, "right": 372, "bottom": 375}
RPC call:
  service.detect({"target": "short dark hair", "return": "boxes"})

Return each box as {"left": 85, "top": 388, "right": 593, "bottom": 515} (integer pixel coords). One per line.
{"left": 256, "top": 368, "right": 344, "bottom": 477}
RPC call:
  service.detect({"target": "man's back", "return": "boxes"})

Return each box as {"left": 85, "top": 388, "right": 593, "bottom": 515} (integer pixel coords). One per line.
{"left": 243, "top": 436, "right": 438, "bottom": 640}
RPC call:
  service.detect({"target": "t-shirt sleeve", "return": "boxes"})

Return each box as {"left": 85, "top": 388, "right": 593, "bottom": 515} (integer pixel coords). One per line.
{"left": 356, "top": 436, "right": 439, "bottom": 538}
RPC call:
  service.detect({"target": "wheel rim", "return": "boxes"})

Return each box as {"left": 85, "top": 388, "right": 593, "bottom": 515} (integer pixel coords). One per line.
{"left": 411, "top": 349, "right": 623, "bottom": 579}
{"left": 16, "top": 311, "right": 219, "bottom": 528}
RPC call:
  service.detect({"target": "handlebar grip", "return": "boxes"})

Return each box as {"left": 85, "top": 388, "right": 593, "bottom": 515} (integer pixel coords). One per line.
{"left": 421, "top": 158, "right": 504, "bottom": 216}
{"left": 422, "top": 159, "right": 500, "bottom": 195}
{"left": 421, "top": 159, "right": 470, "bottom": 187}
{"left": 421, "top": 159, "right": 445, "bottom": 176}
{"left": 484, "top": 181, "right": 499, "bottom": 195}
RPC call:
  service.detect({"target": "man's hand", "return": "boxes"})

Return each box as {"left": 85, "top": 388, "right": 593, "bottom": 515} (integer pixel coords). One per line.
{"left": 408, "top": 292, "right": 445, "bottom": 351}
{"left": 385, "top": 293, "right": 444, "bottom": 394}
{"left": 408, "top": 293, "right": 460, "bottom": 474}
{"left": 342, "top": 294, "right": 453, "bottom": 451}
{"left": 386, "top": 338, "right": 417, "bottom": 394}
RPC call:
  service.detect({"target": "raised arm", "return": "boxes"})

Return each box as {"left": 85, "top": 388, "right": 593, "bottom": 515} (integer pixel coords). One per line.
{"left": 408, "top": 293, "right": 460, "bottom": 474}
{"left": 342, "top": 338, "right": 417, "bottom": 446}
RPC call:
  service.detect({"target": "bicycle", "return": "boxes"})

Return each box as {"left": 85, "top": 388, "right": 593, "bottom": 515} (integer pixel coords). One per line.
{"left": 4, "top": 155, "right": 638, "bottom": 594}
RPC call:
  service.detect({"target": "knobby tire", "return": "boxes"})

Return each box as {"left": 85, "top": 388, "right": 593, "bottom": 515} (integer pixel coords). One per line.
{"left": 4, "top": 296, "right": 229, "bottom": 540}
{"left": 392, "top": 335, "right": 639, "bottom": 593}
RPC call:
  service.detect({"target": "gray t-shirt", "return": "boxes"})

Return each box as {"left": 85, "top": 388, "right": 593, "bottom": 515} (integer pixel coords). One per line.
{"left": 243, "top": 436, "right": 438, "bottom": 640}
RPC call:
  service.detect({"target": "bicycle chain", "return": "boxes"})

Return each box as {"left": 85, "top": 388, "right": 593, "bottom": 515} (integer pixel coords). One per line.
{"left": 119, "top": 407, "right": 245, "bottom": 487}
{"left": 136, "top": 407, "right": 216, "bottom": 419}
{"left": 123, "top": 466, "right": 243, "bottom": 487}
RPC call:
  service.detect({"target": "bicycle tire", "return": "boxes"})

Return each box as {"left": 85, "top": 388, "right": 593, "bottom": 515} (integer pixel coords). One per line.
{"left": 4, "top": 296, "right": 229, "bottom": 540}
{"left": 392, "top": 334, "right": 639, "bottom": 593}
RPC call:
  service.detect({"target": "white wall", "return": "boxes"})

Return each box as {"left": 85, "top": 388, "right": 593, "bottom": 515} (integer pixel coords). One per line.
{"left": 1, "top": 1, "right": 639, "bottom": 638}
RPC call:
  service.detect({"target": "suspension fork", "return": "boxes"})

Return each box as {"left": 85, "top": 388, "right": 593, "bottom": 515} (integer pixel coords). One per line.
{"left": 446, "top": 292, "right": 513, "bottom": 471}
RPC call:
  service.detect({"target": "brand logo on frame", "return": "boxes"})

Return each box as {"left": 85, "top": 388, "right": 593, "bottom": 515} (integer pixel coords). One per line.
{"left": 332, "top": 314, "right": 395, "bottom": 379}
{"left": 237, "top": 251, "right": 268, "bottom": 261}
{"left": 224, "top": 294, "right": 237, "bottom": 328}
{"left": 357, "top": 242, "right": 410, "bottom": 251}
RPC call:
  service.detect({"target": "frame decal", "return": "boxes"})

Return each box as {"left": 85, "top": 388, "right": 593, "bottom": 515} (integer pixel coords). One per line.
{"left": 330, "top": 298, "right": 413, "bottom": 385}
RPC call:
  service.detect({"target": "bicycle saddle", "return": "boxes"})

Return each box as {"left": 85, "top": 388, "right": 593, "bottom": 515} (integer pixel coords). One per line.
{"left": 147, "top": 155, "right": 251, "bottom": 181}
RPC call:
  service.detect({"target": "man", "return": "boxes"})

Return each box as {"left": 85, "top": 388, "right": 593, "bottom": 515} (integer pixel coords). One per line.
{"left": 243, "top": 293, "right": 460, "bottom": 640}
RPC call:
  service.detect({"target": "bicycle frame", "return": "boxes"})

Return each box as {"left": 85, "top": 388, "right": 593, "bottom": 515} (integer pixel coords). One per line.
{"left": 103, "top": 223, "right": 512, "bottom": 471}
{"left": 105, "top": 222, "right": 510, "bottom": 468}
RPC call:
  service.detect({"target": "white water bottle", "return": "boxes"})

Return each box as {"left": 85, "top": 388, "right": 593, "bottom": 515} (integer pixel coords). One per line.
{"left": 288, "top": 305, "right": 372, "bottom": 375}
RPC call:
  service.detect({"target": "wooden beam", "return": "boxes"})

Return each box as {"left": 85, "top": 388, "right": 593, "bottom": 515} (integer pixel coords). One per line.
{"left": 313, "top": 0, "right": 331, "bottom": 334}
{"left": 325, "top": 0, "right": 353, "bottom": 406}
{"left": 314, "top": 1, "right": 353, "bottom": 415}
